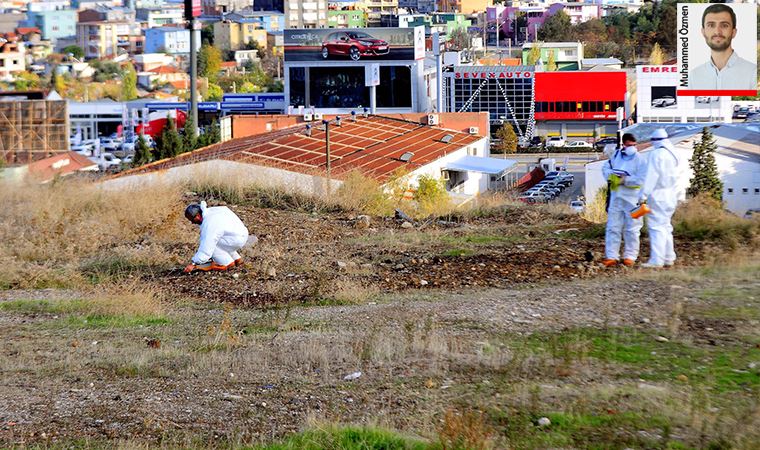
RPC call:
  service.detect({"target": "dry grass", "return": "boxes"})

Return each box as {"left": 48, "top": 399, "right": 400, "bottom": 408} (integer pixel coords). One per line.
{"left": 437, "top": 409, "right": 495, "bottom": 450}
{"left": 581, "top": 186, "right": 608, "bottom": 224}
{"left": 674, "top": 194, "right": 760, "bottom": 247}
{"left": 0, "top": 179, "right": 185, "bottom": 288}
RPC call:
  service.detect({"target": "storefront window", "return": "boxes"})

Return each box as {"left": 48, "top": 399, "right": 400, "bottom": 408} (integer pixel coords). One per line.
{"left": 309, "top": 67, "right": 368, "bottom": 108}
{"left": 289, "top": 67, "right": 306, "bottom": 107}
{"left": 377, "top": 66, "right": 411, "bottom": 108}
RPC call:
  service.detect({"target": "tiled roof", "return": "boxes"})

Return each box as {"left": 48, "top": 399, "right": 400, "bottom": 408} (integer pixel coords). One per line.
{"left": 28, "top": 151, "right": 97, "bottom": 182}
{"left": 111, "top": 116, "right": 483, "bottom": 183}
{"left": 147, "top": 65, "right": 179, "bottom": 74}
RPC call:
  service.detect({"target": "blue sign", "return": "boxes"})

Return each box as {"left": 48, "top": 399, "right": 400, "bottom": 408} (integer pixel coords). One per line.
{"left": 147, "top": 102, "right": 189, "bottom": 111}
{"left": 198, "top": 102, "right": 220, "bottom": 111}
{"left": 221, "top": 102, "right": 267, "bottom": 110}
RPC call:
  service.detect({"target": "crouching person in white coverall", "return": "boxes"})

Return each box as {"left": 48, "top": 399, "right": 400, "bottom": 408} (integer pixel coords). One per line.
{"left": 638, "top": 128, "right": 682, "bottom": 268}
{"left": 602, "top": 133, "right": 647, "bottom": 268}
{"left": 183, "top": 201, "right": 256, "bottom": 273}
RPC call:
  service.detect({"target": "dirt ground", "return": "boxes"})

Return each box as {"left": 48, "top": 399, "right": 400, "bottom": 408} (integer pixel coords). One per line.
{"left": 1, "top": 203, "right": 757, "bottom": 449}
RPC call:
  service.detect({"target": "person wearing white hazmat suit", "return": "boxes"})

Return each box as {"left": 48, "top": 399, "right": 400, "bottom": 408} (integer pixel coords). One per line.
{"left": 602, "top": 133, "right": 647, "bottom": 268}
{"left": 183, "top": 201, "right": 255, "bottom": 273}
{"left": 638, "top": 128, "right": 683, "bottom": 268}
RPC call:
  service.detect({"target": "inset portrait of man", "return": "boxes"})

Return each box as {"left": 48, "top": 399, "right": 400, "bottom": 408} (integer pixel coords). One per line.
{"left": 689, "top": 3, "right": 757, "bottom": 91}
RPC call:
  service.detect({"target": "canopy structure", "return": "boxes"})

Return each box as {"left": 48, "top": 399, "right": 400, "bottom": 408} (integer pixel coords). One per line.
{"left": 443, "top": 155, "right": 517, "bottom": 175}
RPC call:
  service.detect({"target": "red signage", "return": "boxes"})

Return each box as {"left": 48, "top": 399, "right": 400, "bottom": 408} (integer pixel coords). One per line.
{"left": 642, "top": 66, "right": 677, "bottom": 73}
{"left": 454, "top": 71, "right": 533, "bottom": 79}
{"left": 184, "top": 0, "right": 201, "bottom": 20}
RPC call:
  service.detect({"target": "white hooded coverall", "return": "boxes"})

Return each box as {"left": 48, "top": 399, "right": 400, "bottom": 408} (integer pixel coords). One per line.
{"left": 602, "top": 147, "right": 646, "bottom": 261}
{"left": 192, "top": 202, "right": 250, "bottom": 266}
{"left": 640, "top": 140, "right": 682, "bottom": 266}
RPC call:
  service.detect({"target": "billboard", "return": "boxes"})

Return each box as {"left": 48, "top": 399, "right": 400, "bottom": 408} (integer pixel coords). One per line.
{"left": 284, "top": 26, "right": 425, "bottom": 62}
{"left": 636, "top": 65, "right": 729, "bottom": 123}
{"left": 184, "top": 0, "right": 201, "bottom": 20}
{"left": 676, "top": 3, "right": 757, "bottom": 96}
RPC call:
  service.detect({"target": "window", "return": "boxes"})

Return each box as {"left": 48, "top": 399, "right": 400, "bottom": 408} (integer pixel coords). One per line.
{"left": 377, "top": 66, "right": 411, "bottom": 108}
{"left": 727, "top": 188, "right": 734, "bottom": 194}
{"left": 742, "top": 188, "right": 749, "bottom": 194}
{"left": 755, "top": 188, "right": 759, "bottom": 195}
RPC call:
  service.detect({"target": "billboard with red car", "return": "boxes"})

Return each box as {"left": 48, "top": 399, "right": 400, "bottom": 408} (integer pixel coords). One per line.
{"left": 284, "top": 26, "right": 424, "bottom": 62}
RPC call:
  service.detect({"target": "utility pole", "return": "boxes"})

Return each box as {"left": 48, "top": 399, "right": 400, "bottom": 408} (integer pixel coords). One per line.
{"left": 185, "top": 0, "right": 199, "bottom": 137}
{"left": 322, "top": 119, "right": 331, "bottom": 194}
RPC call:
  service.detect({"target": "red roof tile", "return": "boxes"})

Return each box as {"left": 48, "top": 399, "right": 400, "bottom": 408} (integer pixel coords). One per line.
{"left": 148, "top": 65, "right": 180, "bottom": 74}
{"left": 16, "top": 27, "right": 41, "bottom": 35}
{"left": 110, "top": 116, "right": 483, "bottom": 183}
{"left": 28, "top": 151, "right": 98, "bottom": 182}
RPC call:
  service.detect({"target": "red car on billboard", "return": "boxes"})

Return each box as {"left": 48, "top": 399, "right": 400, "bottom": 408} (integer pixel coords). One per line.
{"left": 321, "top": 31, "right": 389, "bottom": 61}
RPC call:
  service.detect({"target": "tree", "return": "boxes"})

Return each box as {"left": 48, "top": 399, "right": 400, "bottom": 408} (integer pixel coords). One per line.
{"left": 494, "top": 123, "right": 518, "bottom": 154}
{"left": 448, "top": 28, "right": 471, "bottom": 52}
{"left": 198, "top": 43, "right": 222, "bottom": 83}
{"left": 182, "top": 113, "right": 197, "bottom": 152}
{"left": 687, "top": 127, "right": 723, "bottom": 202}
{"left": 133, "top": 134, "right": 153, "bottom": 166}
{"left": 547, "top": 49, "right": 557, "bottom": 71}
{"left": 62, "top": 45, "right": 84, "bottom": 60}
{"left": 121, "top": 62, "right": 138, "bottom": 101}
{"left": 51, "top": 69, "right": 66, "bottom": 93}
{"left": 537, "top": 10, "right": 573, "bottom": 42}
{"left": 206, "top": 83, "right": 223, "bottom": 101}
{"left": 527, "top": 44, "right": 542, "bottom": 65}
{"left": 14, "top": 72, "right": 40, "bottom": 91}
{"left": 198, "top": 119, "right": 221, "bottom": 148}
{"left": 154, "top": 115, "right": 183, "bottom": 159}
{"left": 649, "top": 42, "right": 665, "bottom": 65}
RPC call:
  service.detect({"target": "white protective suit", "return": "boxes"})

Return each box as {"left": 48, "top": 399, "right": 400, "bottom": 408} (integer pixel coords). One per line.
{"left": 640, "top": 135, "right": 682, "bottom": 266}
{"left": 192, "top": 202, "right": 250, "bottom": 266}
{"left": 602, "top": 146, "right": 647, "bottom": 261}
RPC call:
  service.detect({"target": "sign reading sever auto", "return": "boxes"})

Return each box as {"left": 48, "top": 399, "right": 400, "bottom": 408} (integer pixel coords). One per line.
{"left": 454, "top": 71, "right": 533, "bottom": 79}
{"left": 284, "top": 26, "right": 424, "bottom": 62}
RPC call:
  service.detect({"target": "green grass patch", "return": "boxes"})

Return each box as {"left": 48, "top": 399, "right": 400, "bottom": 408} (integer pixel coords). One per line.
{"left": 511, "top": 328, "right": 760, "bottom": 394}
{"left": 491, "top": 408, "right": 677, "bottom": 450}
{"left": 249, "top": 425, "right": 431, "bottom": 450}
{"left": 57, "top": 314, "right": 170, "bottom": 329}
{"left": 441, "top": 234, "right": 524, "bottom": 246}
{"left": 0, "top": 298, "right": 89, "bottom": 314}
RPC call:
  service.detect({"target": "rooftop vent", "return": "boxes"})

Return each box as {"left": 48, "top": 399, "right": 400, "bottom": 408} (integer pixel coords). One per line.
{"left": 440, "top": 134, "right": 454, "bottom": 144}
{"left": 399, "top": 151, "right": 414, "bottom": 162}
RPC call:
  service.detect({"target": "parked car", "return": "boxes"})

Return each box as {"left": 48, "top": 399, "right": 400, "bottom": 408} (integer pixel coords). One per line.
{"left": 100, "top": 137, "right": 122, "bottom": 152}
{"left": 594, "top": 137, "right": 618, "bottom": 150}
{"left": 565, "top": 140, "right": 592, "bottom": 149}
{"left": 89, "top": 153, "right": 122, "bottom": 171}
{"left": 733, "top": 107, "right": 750, "bottom": 119}
{"left": 321, "top": 31, "right": 389, "bottom": 61}
{"left": 545, "top": 136, "right": 566, "bottom": 148}
{"left": 569, "top": 200, "right": 585, "bottom": 213}
{"left": 519, "top": 192, "right": 549, "bottom": 203}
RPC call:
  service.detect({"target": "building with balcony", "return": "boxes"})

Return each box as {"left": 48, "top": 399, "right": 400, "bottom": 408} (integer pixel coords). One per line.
{"left": 77, "top": 21, "right": 143, "bottom": 58}
{"left": 136, "top": 7, "right": 185, "bottom": 29}
{"left": 223, "top": 10, "right": 285, "bottom": 33}
{"left": 521, "top": 42, "right": 583, "bottom": 70}
{"left": 26, "top": 8, "right": 76, "bottom": 43}
{"left": 214, "top": 20, "right": 270, "bottom": 52}
{"left": 327, "top": 1, "right": 365, "bottom": 28}
{"left": 0, "top": 40, "right": 25, "bottom": 81}
{"left": 438, "top": 0, "right": 491, "bottom": 14}
{"left": 145, "top": 27, "right": 199, "bottom": 54}
{"left": 360, "top": 0, "right": 397, "bottom": 27}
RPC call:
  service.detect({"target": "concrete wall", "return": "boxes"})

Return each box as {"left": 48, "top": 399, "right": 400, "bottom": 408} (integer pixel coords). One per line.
{"left": 406, "top": 137, "right": 489, "bottom": 196}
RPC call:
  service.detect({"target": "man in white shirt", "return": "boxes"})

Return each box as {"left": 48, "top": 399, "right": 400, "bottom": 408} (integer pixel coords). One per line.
{"left": 689, "top": 4, "right": 757, "bottom": 91}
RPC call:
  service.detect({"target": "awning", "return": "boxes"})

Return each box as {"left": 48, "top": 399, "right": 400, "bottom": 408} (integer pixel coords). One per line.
{"left": 443, "top": 155, "right": 517, "bottom": 175}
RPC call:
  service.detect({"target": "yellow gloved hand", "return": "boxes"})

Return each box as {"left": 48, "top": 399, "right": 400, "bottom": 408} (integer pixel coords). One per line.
{"left": 608, "top": 174, "right": 623, "bottom": 191}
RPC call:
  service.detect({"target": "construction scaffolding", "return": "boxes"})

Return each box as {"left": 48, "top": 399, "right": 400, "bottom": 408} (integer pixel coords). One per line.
{"left": 0, "top": 100, "right": 70, "bottom": 166}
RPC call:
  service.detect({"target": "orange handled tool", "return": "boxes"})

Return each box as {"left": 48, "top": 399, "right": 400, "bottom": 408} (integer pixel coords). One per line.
{"left": 630, "top": 203, "right": 651, "bottom": 219}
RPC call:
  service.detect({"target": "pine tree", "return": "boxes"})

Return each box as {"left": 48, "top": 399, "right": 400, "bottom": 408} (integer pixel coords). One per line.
{"left": 494, "top": 123, "right": 518, "bottom": 154}
{"left": 687, "top": 127, "right": 723, "bottom": 201}
{"left": 182, "top": 114, "right": 197, "bottom": 152}
{"left": 203, "top": 119, "right": 221, "bottom": 146}
{"left": 134, "top": 134, "right": 153, "bottom": 166}
{"left": 527, "top": 44, "right": 542, "bottom": 65}
{"left": 155, "top": 115, "right": 183, "bottom": 159}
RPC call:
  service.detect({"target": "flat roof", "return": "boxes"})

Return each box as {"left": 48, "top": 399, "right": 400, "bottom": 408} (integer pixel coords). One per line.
{"left": 443, "top": 155, "right": 516, "bottom": 174}
{"left": 114, "top": 116, "right": 483, "bottom": 183}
